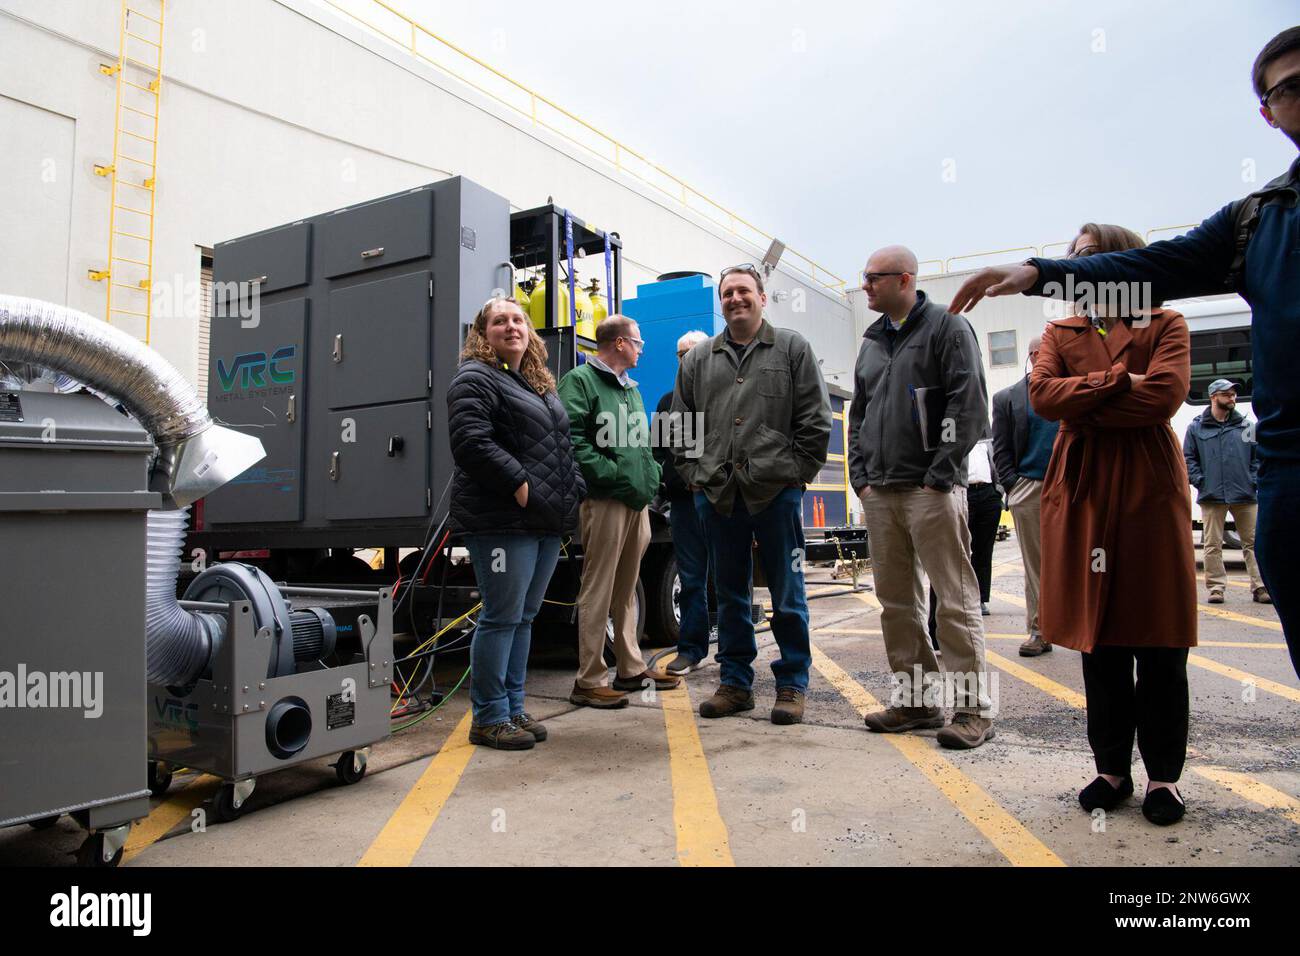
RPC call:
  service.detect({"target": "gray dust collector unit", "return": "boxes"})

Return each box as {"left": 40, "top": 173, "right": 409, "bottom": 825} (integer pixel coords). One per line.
{"left": 197, "top": 176, "right": 511, "bottom": 549}
{"left": 0, "top": 390, "right": 159, "bottom": 861}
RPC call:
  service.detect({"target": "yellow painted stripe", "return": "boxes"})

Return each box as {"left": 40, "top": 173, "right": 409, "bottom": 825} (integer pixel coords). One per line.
{"left": 991, "top": 590, "right": 1027, "bottom": 608}
{"left": 1191, "top": 767, "right": 1300, "bottom": 826}
{"left": 816, "top": 624, "right": 1283, "bottom": 652}
{"left": 985, "top": 649, "right": 1087, "bottom": 708}
{"left": 122, "top": 773, "right": 220, "bottom": 864}
{"left": 661, "top": 688, "right": 734, "bottom": 867}
{"left": 983, "top": 642, "right": 1300, "bottom": 825}
{"left": 854, "top": 591, "right": 882, "bottom": 611}
{"left": 1187, "top": 654, "right": 1300, "bottom": 703}
{"left": 1194, "top": 640, "right": 1287, "bottom": 649}
{"left": 1198, "top": 604, "right": 1282, "bottom": 631}
{"left": 809, "top": 643, "right": 1064, "bottom": 867}
{"left": 990, "top": 560, "right": 1022, "bottom": 578}
{"left": 358, "top": 709, "right": 475, "bottom": 867}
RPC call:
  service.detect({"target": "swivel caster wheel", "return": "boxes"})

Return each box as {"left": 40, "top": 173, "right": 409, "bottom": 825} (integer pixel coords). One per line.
{"left": 28, "top": 815, "right": 60, "bottom": 831}
{"left": 212, "top": 779, "right": 255, "bottom": 823}
{"left": 335, "top": 749, "right": 368, "bottom": 785}
{"left": 148, "top": 760, "right": 174, "bottom": 797}
{"left": 75, "top": 829, "right": 126, "bottom": 867}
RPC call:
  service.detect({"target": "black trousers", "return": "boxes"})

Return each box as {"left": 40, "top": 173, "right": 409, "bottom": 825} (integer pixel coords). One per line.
{"left": 966, "top": 482, "right": 1003, "bottom": 603}
{"left": 928, "top": 482, "right": 1003, "bottom": 643}
{"left": 1080, "top": 646, "right": 1190, "bottom": 782}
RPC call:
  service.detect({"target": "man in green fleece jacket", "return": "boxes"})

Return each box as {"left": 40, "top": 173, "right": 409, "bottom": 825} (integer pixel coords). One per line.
{"left": 559, "top": 315, "right": 679, "bottom": 709}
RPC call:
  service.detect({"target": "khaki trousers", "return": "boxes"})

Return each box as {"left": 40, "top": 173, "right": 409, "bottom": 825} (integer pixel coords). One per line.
{"left": 576, "top": 497, "right": 650, "bottom": 688}
{"left": 862, "top": 486, "right": 991, "bottom": 714}
{"left": 1008, "top": 478, "right": 1044, "bottom": 639}
{"left": 1201, "top": 501, "right": 1262, "bottom": 592}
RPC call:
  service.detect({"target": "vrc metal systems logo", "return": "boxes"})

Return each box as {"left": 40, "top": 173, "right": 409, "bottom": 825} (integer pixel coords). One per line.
{"left": 216, "top": 345, "right": 296, "bottom": 392}
{"left": 154, "top": 695, "right": 199, "bottom": 732}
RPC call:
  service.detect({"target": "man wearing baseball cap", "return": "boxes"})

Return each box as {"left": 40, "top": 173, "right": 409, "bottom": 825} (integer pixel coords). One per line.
{"left": 1183, "top": 379, "right": 1270, "bottom": 605}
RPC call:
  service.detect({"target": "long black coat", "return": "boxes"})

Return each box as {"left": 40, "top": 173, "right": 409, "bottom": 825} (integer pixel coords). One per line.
{"left": 447, "top": 359, "right": 585, "bottom": 536}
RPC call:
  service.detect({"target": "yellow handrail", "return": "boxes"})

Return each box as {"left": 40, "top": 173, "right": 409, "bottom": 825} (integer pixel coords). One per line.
{"left": 320, "top": 0, "right": 847, "bottom": 291}
{"left": 1145, "top": 223, "right": 1199, "bottom": 242}
{"left": 944, "top": 246, "right": 1039, "bottom": 274}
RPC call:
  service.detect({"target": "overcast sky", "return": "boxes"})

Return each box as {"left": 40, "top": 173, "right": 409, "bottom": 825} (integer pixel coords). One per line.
{"left": 326, "top": 0, "right": 1297, "bottom": 283}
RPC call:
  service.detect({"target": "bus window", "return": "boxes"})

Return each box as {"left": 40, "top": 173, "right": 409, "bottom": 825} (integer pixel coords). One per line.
{"left": 1188, "top": 328, "right": 1251, "bottom": 404}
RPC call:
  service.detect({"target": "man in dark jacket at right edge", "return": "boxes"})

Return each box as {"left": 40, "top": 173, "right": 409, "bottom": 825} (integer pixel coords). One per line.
{"left": 951, "top": 26, "right": 1300, "bottom": 677}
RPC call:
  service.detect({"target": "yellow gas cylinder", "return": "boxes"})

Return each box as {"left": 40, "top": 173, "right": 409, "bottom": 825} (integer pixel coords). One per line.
{"left": 573, "top": 276, "right": 596, "bottom": 340}
{"left": 529, "top": 274, "right": 570, "bottom": 330}
{"left": 587, "top": 278, "right": 608, "bottom": 328}
{"left": 513, "top": 282, "right": 531, "bottom": 314}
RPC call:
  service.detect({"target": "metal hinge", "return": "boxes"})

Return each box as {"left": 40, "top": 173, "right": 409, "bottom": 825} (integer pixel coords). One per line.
{"left": 427, "top": 369, "right": 432, "bottom": 389}
{"left": 429, "top": 278, "right": 433, "bottom": 298}
{"left": 426, "top": 410, "right": 432, "bottom": 429}
{"left": 426, "top": 488, "right": 431, "bottom": 508}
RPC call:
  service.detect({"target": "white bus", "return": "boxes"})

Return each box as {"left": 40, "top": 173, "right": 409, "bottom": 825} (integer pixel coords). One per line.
{"left": 1169, "top": 295, "right": 1255, "bottom": 531}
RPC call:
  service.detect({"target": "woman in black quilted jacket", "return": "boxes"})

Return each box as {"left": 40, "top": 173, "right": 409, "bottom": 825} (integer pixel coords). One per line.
{"left": 447, "top": 296, "right": 585, "bottom": 750}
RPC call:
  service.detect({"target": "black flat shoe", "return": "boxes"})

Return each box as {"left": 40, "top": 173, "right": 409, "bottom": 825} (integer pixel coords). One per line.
{"left": 1079, "top": 775, "right": 1134, "bottom": 812}
{"left": 1142, "top": 786, "right": 1185, "bottom": 826}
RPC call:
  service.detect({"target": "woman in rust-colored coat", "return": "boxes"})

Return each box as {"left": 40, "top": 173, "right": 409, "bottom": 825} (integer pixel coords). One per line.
{"left": 1030, "top": 223, "right": 1197, "bottom": 827}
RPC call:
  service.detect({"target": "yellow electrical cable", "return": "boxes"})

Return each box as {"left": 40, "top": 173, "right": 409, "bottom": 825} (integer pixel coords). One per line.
{"left": 390, "top": 603, "right": 483, "bottom": 713}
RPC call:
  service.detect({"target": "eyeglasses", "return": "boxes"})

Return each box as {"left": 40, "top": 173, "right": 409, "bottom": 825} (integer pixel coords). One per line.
{"left": 720, "top": 263, "right": 762, "bottom": 283}
{"left": 676, "top": 350, "right": 689, "bottom": 359}
{"left": 1067, "top": 245, "right": 1099, "bottom": 259}
{"left": 861, "top": 271, "right": 907, "bottom": 285}
{"left": 1261, "top": 74, "right": 1300, "bottom": 108}
{"left": 621, "top": 336, "right": 645, "bottom": 353}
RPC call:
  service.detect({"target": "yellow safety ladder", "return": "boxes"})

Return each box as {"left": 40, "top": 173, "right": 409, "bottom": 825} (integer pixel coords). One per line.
{"left": 90, "top": 0, "right": 165, "bottom": 343}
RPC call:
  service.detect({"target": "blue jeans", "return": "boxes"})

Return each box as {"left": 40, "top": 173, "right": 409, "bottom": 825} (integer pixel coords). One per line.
{"left": 1256, "top": 458, "right": 1299, "bottom": 678}
{"left": 463, "top": 533, "right": 562, "bottom": 725}
{"left": 696, "top": 487, "right": 811, "bottom": 692}
{"left": 669, "top": 493, "right": 711, "bottom": 663}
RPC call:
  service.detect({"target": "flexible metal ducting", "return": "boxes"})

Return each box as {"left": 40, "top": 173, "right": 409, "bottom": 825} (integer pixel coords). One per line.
{"left": 0, "top": 294, "right": 263, "bottom": 508}
{"left": 0, "top": 295, "right": 265, "bottom": 685}
{"left": 146, "top": 507, "right": 224, "bottom": 686}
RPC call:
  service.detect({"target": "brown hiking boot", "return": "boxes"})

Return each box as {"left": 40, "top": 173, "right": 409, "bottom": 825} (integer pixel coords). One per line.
{"left": 469, "top": 721, "right": 536, "bottom": 750}
{"left": 699, "top": 684, "right": 755, "bottom": 718}
{"left": 569, "top": 683, "right": 629, "bottom": 709}
{"left": 612, "top": 669, "right": 681, "bottom": 692}
{"left": 863, "top": 705, "right": 944, "bottom": 733}
{"left": 936, "top": 712, "right": 995, "bottom": 749}
{"left": 511, "top": 712, "right": 547, "bottom": 742}
{"left": 1254, "top": 587, "right": 1272, "bottom": 604}
{"left": 1208, "top": 588, "right": 1225, "bottom": 604}
{"left": 771, "top": 687, "right": 806, "bottom": 725}
{"left": 1018, "top": 635, "right": 1052, "bottom": 657}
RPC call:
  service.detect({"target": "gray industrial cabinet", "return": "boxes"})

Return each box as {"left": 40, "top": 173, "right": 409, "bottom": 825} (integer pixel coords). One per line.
{"left": 199, "top": 176, "right": 511, "bottom": 549}
{"left": 0, "top": 391, "right": 158, "bottom": 854}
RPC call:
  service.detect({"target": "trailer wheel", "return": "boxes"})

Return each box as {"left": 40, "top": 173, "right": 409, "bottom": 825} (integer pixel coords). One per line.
{"left": 648, "top": 554, "right": 681, "bottom": 647}
{"left": 27, "top": 815, "right": 60, "bottom": 831}
{"left": 75, "top": 833, "right": 123, "bottom": 868}
{"left": 602, "top": 578, "right": 647, "bottom": 667}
